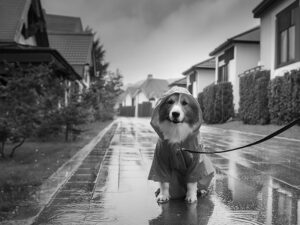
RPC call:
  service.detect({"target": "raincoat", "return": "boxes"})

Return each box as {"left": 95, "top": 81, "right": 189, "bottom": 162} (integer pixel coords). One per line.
{"left": 148, "top": 87, "right": 215, "bottom": 199}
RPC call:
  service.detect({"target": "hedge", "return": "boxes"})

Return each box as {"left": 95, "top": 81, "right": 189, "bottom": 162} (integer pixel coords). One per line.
{"left": 268, "top": 69, "right": 300, "bottom": 125}
{"left": 239, "top": 70, "right": 270, "bottom": 124}
{"left": 197, "top": 92, "right": 204, "bottom": 114}
{"left": 202, "top": 82, "right": 234, "bottom": 124}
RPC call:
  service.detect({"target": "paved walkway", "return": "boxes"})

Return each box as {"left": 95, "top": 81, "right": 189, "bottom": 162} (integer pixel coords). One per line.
{"left": 31, "top": 117, "right": 300, "bottom": 225}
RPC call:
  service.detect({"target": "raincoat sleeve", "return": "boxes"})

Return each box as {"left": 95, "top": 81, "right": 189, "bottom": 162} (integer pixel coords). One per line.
{"left": 185, "top": 144, "right": 215, "bottom": 187}
{"left": 148, "top": 140, "right": 172, "bottom": 182}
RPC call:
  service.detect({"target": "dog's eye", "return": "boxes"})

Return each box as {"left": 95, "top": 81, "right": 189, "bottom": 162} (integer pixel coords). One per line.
{"left": 167, "top": 99, "right": 174, "bottom": 104}
{"left": 182, "top": 101, "right": 188, "bottom": 106}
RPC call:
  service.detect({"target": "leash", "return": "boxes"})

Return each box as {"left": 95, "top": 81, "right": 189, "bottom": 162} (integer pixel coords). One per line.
{"left": 181, "top": 118, "right": 300, "bottom": 154}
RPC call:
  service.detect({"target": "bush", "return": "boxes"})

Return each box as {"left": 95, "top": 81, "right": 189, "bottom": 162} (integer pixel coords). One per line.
{"left": 197, "top": 92, "right": 204, "bottom": 114}
{"left": 202, "top": 82, "right": 234, "bottom": 124}
{"left": 268, "top": 70, "right": 300, "bottom": 125}
{"left": 239, "top": 70, "right": 270, "bottom": 124}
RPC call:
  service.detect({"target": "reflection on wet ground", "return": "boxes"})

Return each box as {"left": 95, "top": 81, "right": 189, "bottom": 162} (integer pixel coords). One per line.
{"left": 32, "top": 117, "right": 300, "bottom": 225}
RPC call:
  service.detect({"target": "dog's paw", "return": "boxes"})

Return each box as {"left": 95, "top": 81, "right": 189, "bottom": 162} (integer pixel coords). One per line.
{"left": 185, "top": 193, "right": 197, "bottom": 203}
{"left": 157, "top": 194, "right": 169, "bottom": 203}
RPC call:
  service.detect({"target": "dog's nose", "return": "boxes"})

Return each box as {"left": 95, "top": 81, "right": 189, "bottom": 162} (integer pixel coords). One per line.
{"left": 172, "top": 111, "right": 180, "bottom": 118}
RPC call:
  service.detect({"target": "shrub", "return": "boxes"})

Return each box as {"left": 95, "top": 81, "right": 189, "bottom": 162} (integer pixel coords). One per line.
{"left": 268, "top": 70, "right": 300, "bottom": 125}
{"left": 202, "top": 82, "right": 234, "bottom": 124}
{"left": 239, "top": 70, "right": 270, "bottom": 124}
{"left": 197, "top": 92, "right": 204, "bottom": 114}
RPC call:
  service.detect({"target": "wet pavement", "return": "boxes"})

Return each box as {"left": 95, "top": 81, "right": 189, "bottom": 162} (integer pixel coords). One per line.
{"left": 31, "top": 117, "right": 299, "bottom": 225}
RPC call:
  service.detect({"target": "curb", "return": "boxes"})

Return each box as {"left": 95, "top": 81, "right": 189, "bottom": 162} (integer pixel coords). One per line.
{"left": 2, "top": 121, "right": 116, "bottom": 225}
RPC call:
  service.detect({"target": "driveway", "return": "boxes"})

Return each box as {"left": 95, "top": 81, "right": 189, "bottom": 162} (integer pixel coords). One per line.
{"left": 33, "top": 117, "right": 300, "bottom": 225}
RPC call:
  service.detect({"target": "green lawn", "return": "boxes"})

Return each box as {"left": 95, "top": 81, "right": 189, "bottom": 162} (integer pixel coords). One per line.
{"left": 205, "top": 120, "right": 300, "bottom": 140}
{"left": 0, "top": 120, "right": 112, "bottom": 220}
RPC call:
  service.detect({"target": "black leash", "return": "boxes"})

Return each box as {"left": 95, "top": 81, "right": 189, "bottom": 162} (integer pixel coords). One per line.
{"left": 181, "top": 118, "right": 300, "bottom": 154}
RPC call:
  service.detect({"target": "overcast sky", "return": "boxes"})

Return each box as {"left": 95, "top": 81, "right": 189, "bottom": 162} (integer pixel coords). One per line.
{"left": 42, "top": 0, "right": 261, "bottom": 85}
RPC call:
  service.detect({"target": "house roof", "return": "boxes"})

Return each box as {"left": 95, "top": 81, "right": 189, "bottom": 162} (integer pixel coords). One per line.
{"left": 168, "top": 77, "right": 187, "bottom": 87}
{"left": 253, "top": 0, "right": 282, "bottom": 18}
{"left": 209, "top": 26, "right": 260, "bottom": 56}
{"left": 182, "top": 58, "right": 215, "bottom": 75}
{"left": 0, "top": 0, "right": 30, "bottom": 42}
{"left": 45, "top": 14, "right": 83, "bottom": 33}
{"left": 0, "top": 44, "right": 82, "bottom": 81}
{"left": 48, "top": 33, "right": 94, "bottom": 65}
{"left": 135, "top": 77, "right": 169, "bottom": 99}
{"left": 0, "top": 0, "right": 48, "bottom": 45}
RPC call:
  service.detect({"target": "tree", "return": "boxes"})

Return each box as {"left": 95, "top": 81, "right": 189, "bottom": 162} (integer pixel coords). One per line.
{"left": 0, "top": 63, "right": 65, "bottom": 157}
{"left": 84, "top": 26, "right": 123, "bottom": 120}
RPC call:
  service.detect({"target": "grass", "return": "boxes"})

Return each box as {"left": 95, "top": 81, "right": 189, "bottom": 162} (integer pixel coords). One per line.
{"left": 0, "top": 120, "right": 112, "bottom": 220}
{"left": 205, "top": 120, "right": 300, "bottom": 140}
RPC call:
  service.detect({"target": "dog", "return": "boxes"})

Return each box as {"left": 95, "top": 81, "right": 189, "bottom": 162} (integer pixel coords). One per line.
{"left": 148, "top": 87, "right": 215, "bottom": 203}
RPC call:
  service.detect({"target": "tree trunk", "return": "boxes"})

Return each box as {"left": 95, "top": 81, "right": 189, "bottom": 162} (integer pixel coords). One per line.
{"left": 9, "top": 138, "right": 25, "bottom": 158}
{"left": 65, "top": 123, "right": 69, "bottom": 142}
{"left": 0, "top": 141, "right": 5, "bottom": 158}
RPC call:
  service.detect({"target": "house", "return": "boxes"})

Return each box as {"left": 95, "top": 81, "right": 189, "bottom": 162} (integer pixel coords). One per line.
{"left": 45, "top": 14, "right": 95, "bottom": 90}
{"left": 209, "top": 27, "right": 260, "bottom": 111}
{"left": 253, "top": 0, "right": 300, "bottom": 79}
{"left": 133, "top": 74, "right": 169, "bottom": 105}
{"left": 0, "top": 0, "right": 82, "bottom": 105}
{"left": 119, "top": 75, "right": 168, "bottom": 117}
{"left": 122, "top": 85, "right": 139, "bottom": 107}
{"left": 182, "top": 58, "right": 215, "bottom": 98}
{"left": 168, "top": 77, "right": 187, "bottom": 88}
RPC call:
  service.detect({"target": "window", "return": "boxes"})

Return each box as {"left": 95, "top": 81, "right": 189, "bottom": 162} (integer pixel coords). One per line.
{"left": 218, "top": 65, "right": 228, "bottom": 82}
{"left": 217, "top": 47, "right": 233, "bottom": 83}
{"left": 276, "top": 4, "right": 298, "bottom": 66}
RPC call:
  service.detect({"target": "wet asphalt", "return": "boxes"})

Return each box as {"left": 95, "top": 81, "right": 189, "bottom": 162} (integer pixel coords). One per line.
{"left": 32, "top": 117, "right": 300, "bottom": 225}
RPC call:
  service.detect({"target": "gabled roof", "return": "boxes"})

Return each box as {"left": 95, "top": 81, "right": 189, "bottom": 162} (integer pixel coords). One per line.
{"left": 182, "top": 58, "right": 215, "bottom": 75}
{"left": 168, "top": 77, "right": 187, "bottom": 87}
{"left": 135, "top": 77, "right": 169, "bottom": 99}
{"left": 45, "top": 14, "right": 83, "bottom": 33}
{"left": 48, "top": 33, "right": 94, "bottom": 65}
{"left": 0, "top": 0, "right": 48, "bottom": 45}
{"left": 209, "top": 26, "right": 260, "bottom": 56}
{"left": 253, "top": 0, "right": 281, "bottom": 18}
{"left": 0, "top": 44, "right": 81, "bottom": 81}
{"left": 0, "top": 0, "right": 30, "bottom": 42}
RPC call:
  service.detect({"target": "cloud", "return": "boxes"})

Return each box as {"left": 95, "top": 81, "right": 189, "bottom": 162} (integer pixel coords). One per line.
{"left": 42, "top": 0, "right": 260, "bottom": 84}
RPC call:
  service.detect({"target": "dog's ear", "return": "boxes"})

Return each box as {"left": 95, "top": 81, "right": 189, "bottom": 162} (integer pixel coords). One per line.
{"left": 150, "top": 106, "right": 165, "bottom": 139}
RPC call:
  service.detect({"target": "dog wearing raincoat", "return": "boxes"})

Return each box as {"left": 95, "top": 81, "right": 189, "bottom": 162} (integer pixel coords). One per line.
{"left": 148, "top": 87, "right": 215, "bottom": 203}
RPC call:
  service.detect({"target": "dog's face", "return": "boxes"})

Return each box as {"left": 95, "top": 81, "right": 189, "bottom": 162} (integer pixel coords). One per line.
{"left": 158, "top": 93, "right": 199, "bottom": 125}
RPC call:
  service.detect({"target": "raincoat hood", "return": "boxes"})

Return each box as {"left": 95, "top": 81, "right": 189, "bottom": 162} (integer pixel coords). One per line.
{"left": 150, "top": 86, "right": 203, "bottom": 141}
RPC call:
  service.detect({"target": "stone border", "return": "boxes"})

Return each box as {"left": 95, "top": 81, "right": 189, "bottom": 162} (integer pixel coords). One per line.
{"left": 2, "top": 121, "right": 117, "bottom": 225}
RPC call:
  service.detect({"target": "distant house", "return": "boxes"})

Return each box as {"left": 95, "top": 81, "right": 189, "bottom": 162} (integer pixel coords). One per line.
{"left": 0, "top": 0, "right": 81, "bottom": 105}
{"left": 122, "top": 85, "right": 139, "bottom": 107}
{"left": 168, "top": 77, "right": 187, "bottom": 88}
{"left": 253, "top": 0, "right": 300, "bottom": 79}
{"left": 182, "top": 58, "right": 215, "bottom": 98}
{"left": 209, "top": 27, "right": 260, "bottom": 111}
{"left": 119, "top": 75, "right": 168, "bottom": 117}
{"left": 133, "top": 74, "right": 168, "bottom": 116}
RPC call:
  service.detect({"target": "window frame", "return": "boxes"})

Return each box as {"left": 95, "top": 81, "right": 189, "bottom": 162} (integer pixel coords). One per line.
{"left": 276, "top": 2, "right": 299, "bottom": 68}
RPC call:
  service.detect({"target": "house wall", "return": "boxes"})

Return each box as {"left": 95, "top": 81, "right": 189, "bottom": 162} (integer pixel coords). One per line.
{"left": 134, "top": 91, "right": 148, "bottom": 117}
{"left": 214, "top": 43, "right": 259, "bottom": 111}
{"left": 260, "top": 0, "right": 299, "bottom": 79}
{"left": 214, "top": 50, "right": 236, "bottom": 108}
{"left": 17, "top": 34, "right": 37, "bottom": 46}
{"left": 195, "top": 69, "right": 215, "bottom": 95}
{"left": 234, "top": 43, "right": 260, "bottom": 110}
{"left": 123, "top": 94, "right": 132, "bottom": 106}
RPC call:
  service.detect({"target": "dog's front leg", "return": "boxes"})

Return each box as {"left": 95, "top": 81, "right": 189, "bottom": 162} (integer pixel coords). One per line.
{"left": 157, "top": 182, "right": 170, "bottom": 203}
{"left": 185, "top": 182, "right": 197, "bottom": 203}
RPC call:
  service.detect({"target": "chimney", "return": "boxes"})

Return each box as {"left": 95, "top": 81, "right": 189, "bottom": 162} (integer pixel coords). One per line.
{"left": 147, "top": 74, "right": 153, "bottom": 79}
